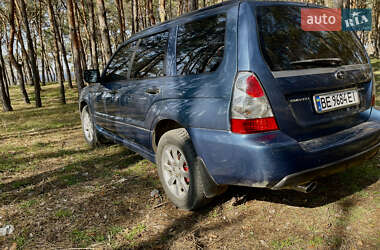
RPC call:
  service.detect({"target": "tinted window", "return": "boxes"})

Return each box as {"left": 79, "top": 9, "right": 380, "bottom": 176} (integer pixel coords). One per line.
{"left": 104, "top": 42, "right": 136, "bottom": 81}
{"left": 176, "top": 14, "right": 226, "bottom": 75}
{"left": 130, "top": 32, "right": 169, "bottom": 79}
{"left": 256, "top": 6, "right": 367, "bottom": 71}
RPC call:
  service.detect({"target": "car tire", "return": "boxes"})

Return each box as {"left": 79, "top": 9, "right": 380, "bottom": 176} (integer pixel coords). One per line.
{"left": 81, "top": 105, "right": 107, "bottom": 147}
{"left": 157, "top": 128, "right": 212, "bottom": 210}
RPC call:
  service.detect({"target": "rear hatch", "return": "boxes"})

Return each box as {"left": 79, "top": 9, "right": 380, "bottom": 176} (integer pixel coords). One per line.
{"left": 253, "top": 4, "right": 373, "bottom": 141}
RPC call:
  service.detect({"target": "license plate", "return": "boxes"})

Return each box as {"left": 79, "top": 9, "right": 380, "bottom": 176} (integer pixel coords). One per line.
{"left": 313, "top": 89, "right": 360, "bottom": 113}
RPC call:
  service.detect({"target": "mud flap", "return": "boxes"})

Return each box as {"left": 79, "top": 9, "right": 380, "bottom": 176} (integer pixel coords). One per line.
{"left": 198, "top": 157, "right": 228, "bottom": 198}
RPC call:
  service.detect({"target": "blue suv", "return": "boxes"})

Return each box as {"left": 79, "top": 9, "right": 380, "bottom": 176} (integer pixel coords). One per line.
{"left": 80, "top": 0, "right": 380, "bottom": 210}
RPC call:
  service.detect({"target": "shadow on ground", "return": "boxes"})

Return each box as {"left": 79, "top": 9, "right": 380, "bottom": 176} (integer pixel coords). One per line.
{"left": 0, "top": 146, "right": 143, "bottom": 206}
{"left": 1, "top": 143, "right": 378, "bottom": 248}
{"left": 225, "top": 156, "right": 379, "bottom": 209}
{"left": 118, "top": 156, "right": 379, "bottom": 249}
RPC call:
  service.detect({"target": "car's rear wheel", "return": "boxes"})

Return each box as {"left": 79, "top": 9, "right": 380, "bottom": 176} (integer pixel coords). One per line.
{"left": 81, "top": 105, "right": 107, "bottom": 147}
{"left": 157, "top": 128, "right": 212, "bottom": 210}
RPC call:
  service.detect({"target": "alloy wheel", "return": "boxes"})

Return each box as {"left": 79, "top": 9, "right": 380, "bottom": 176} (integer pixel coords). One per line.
{"left": 161, "top": 145, "right": 190, "bottom": 199}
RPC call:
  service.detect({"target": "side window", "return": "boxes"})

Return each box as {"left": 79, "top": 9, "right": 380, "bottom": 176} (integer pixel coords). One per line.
{"left": 176, "top": 14, "right": 226, "bottom": 76}
{"left": 104, "top": 42, "right": 136, "bottom": 81}
{"left": 130, "top": 31, "right": 169, "bottom": 79}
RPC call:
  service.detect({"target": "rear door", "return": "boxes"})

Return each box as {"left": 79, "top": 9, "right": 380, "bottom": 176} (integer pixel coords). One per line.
{"left": 114, "top": 31, "right": 169, "bottom": 148}
{"left": 246, "top": 3, "right": 373, "bottom": 141}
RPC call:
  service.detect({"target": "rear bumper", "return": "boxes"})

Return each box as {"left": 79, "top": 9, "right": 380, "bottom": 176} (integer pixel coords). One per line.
{"left": 272, "top": 142, "right": 379, "bottom": 190}
{"left": 188, "top": 117, "right": 380, "bottom": 189}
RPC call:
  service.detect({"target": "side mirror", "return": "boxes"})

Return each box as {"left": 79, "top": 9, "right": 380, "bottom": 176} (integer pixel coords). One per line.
{"left": 84, "top": 69, "right": 100, "bottom": 84}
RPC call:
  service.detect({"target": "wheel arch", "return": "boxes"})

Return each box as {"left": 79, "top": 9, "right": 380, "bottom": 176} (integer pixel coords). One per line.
{"left": 152, "top": 119, "right": 185, "bottom": 152}
{"left": 79, "top": 101, "right": 88, "bottom": 113}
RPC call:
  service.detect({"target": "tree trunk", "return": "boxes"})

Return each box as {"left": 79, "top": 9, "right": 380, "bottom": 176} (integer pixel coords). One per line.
{"left": 144, "top": 0, "right": 152, "bottom": 27}
{"left": 169, "top": 0, "right": 172, "bottom": 19}
{"left": 43, "top": 52, "right": 51, "bottom": 82}
{"left": 59, "top": 31, "right": 73, "bottom": 89}
{"left": 96, "top": 0, "right": 112, "bottom": 62}
{"left": 159, "top": 0, "right": 166, "bottom": 22}
{"left": 3, "top": 67, "right": 10, "bottom": 100}
{"left": 188, "top": 0, "right": 198, "bottom": 11}
{"left": 67, "top": 0, "right": 85, "bottom": 94}
{"left": 38, "top": 26, "right": 46, "bottom": 86}
{"left": 0, "top": 64, "right": 13, "bottom": 112}
{"left": 15, "top": 25, "right": 33, "bottom": 86}
{"left": 8, "top": 60, "right": 15, "bottom": 86}
{"left": 47, "top": 63, "right": 54, "bottom": 82}
{"left": 140, "top": 0, "right": 146, "bottom": 29}
{"left": 178, "top": 0, "right": 184, "bottom": 16}
{"left": 334, "top": 0, "right": 344, "bottom": 8}
{"left": 131, "top": 0, "right": 136, "bottom": 34}
{"left": 52, "top": 52, "right": 58, "bottom": 83}
{"left": 372, "top": 0, "right": 380, "bottom": 58}
{"left": 115, "top": 0, "right": 125, "bottom": 43}
{"left": 103, "top": 52, "right": 107, "bottom": 69}
{"left": 2, "top": 24, "right": 15, "bottom": 87}
{"left": 8, "top": 0, "right": 30, "bottom": 104}
{"left": 56, "top": 7, "right": 73, "bottom": 88}
{"left": 22, "top": 53, "right": 33, "bottom": 85}
{"left": 135, "top": 0, "right": 140, "bottom": 32}
{"left": 89, "top": 0, "right": 99, "bottom": 69}
{"left": 22, "top": 54, "right": 33, "bottom": 85}
{"left": 78, "top": 25, "right": 88, "bottom": 70}
{"left": 121, "top": 0, "right": 126, "bottom": 35}
{"left": 80, "top": 0, "right": 93, "bottom": 62}
{"left": 74, "top": 1, "right": 88, "bottom": 70}
{"left": 18, "top": 0, "right": 42, "bottom": 107}
{"left": 0, "top": 48, "right": 10, "bottom": 99}
{"left": 37, "top": 0, "right": 46, "bottom": 86}
{"left": 47, "top": 0, "right": 66, "bottom": 104}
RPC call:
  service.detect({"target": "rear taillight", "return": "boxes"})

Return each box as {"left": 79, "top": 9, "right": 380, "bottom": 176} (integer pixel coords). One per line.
{"left": 231, "top": 117, "right": 278, "bottom": 134}
{"left": 246, "top": 75, "right": 264, "bottom": 98}
{"left": 230, "top": 72, "right": 278, "bottom": 134}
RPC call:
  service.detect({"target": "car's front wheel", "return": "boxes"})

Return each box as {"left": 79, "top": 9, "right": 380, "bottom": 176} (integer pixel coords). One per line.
{"left": 81, "top": 105, "right": 107, "bottom": 147}
{"left": 157, "top": 128, "right": 213, "bottom": 210}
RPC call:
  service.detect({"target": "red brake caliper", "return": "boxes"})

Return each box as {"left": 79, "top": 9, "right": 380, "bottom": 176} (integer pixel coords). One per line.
{"left": 183, "top": 162, "right": 189, "bottom": 184}
{"left": 178, "top": 151, "right": 190, "bottom": 184}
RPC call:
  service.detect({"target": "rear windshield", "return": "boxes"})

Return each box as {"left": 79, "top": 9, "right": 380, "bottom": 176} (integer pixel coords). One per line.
{"left": 255, "top": 6, "right": 368, "bottom": 71}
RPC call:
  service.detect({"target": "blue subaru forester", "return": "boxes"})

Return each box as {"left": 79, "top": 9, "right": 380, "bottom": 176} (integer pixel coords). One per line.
{"left": 80, "top": 0, "right": 380, "bottom": 210}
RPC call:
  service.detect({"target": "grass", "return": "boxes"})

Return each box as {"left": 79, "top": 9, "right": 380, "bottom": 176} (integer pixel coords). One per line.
{"left": 0, "top": 59, "right": 379, "bottom": 249}
{"left": 71, "top": 229, "right": 93, "bottom": 247}
{"left": 271, "top": 237, "right": 300, "bottom": 249}
{"left": 71, "top": 228, "right": 107, "bottom": 247}
{"left": 15, "top": 236, "right": 26, "bottom": 249}
{"left": 308, "top": 236, "right": 324, "bottom": 247}
{"left": 20, "top": 199, "right": 38, "bottom": 209}
{"left": 124, "top": 224, "right": 146, "bottom": 247}
{"left": 125, "top": 224, "right": 146, "bottom": 242}
{"left": 55, "top": 209, "right": 73, "bottom": 218}
{"left": 109, "top": 225, "right": 124, "bottom": 237}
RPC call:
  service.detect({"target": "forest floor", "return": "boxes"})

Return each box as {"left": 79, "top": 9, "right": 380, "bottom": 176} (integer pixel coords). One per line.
{"left": 0, "top": 59, "right": 379, "bottom": 249}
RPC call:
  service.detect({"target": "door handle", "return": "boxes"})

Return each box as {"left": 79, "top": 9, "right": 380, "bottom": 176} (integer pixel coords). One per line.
{"left": 145, "top": 88, "right": 160, "bottom": 95}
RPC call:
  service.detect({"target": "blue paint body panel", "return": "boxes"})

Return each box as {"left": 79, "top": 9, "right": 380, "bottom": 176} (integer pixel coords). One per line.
{"left": 79, "top": 0, "right": 380, "bottom": 189}
{"left": 189, "top": 110, "right": 380, "bottom": 187}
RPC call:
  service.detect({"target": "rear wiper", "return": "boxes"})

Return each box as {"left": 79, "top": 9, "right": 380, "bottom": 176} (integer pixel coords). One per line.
{"left": 290, "top": 58, "right": 342, "bottom": 67}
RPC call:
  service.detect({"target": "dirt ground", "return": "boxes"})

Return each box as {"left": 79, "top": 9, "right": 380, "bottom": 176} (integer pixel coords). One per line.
{"left": 1, "top": 59, "right": 380, "bottom": 249}
{"left": 0, "top": 119, "right": 379, "bottom": 249}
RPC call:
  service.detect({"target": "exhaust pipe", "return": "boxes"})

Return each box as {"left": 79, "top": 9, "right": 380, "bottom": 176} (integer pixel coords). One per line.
{"left": 291, "top": 182, "right": 317, "bottom": 193}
